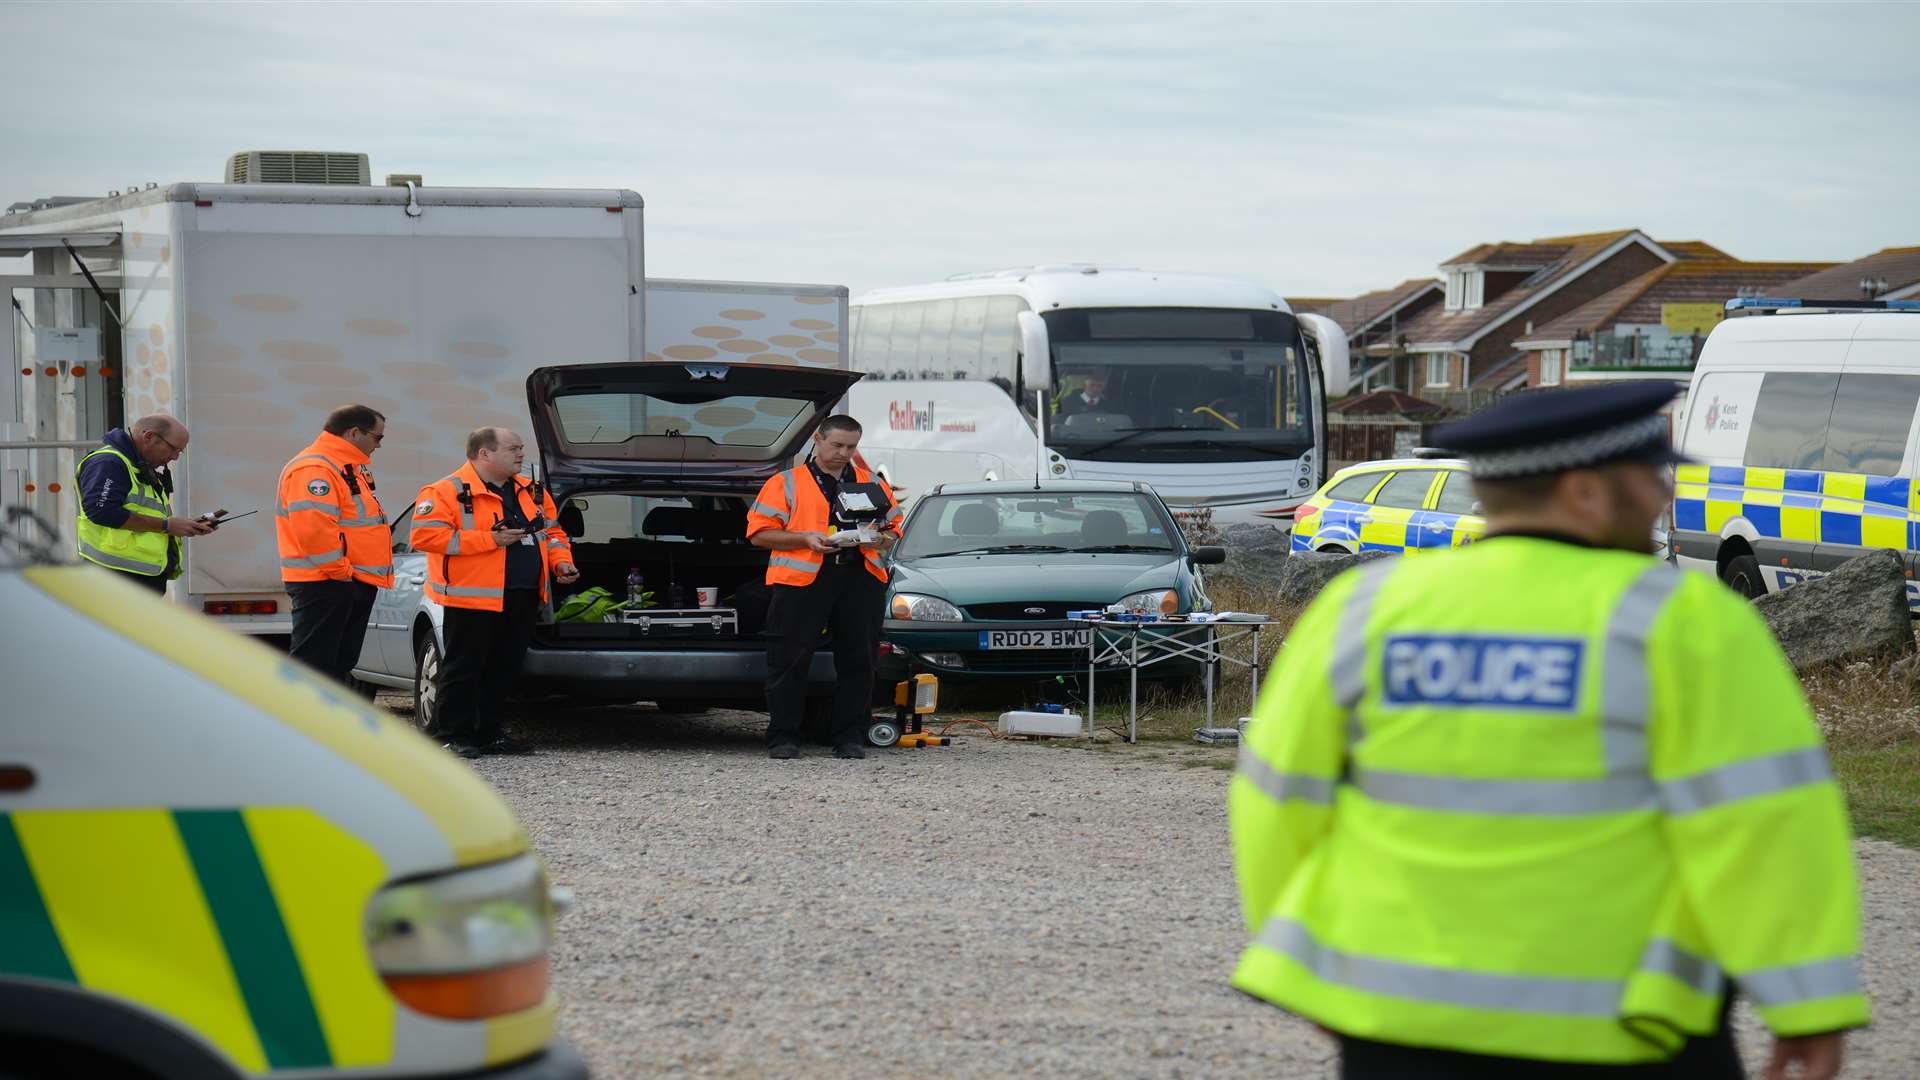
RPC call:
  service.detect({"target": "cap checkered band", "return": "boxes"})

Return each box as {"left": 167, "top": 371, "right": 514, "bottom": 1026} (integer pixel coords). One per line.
{"left": 1467, "top": 413, "right": 1671, "bottom": 479}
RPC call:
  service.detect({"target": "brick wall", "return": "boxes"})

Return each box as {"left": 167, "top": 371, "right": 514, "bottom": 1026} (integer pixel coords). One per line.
{"left": 1465, "top": 245, "right": 1666, "bottom": 383}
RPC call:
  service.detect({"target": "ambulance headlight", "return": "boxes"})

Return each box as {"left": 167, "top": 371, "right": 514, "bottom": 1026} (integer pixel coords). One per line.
{"left": 890, "top": 593, "right": 962, "bottom": 621}
{"left": 1118, "top": 589, "right": 1178, "bottom": 616}
{"left": 366, "top": 853, "right": 552, "bottom": 1019}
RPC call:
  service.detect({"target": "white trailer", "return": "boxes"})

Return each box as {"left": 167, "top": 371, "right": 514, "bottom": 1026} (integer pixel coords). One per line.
{"left": 0, "top": 173, "right": 645, "bottom": 635}
{"left": 644, "top": 277, "right": 848, "bottom": 371}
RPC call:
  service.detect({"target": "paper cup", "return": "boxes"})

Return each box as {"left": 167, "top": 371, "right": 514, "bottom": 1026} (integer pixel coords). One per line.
{"left": 697, "top": 586, "right": 719, "bottom": 608}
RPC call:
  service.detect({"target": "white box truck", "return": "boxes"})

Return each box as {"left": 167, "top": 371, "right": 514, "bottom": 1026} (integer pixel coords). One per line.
{"left": 643, "top": 277, "right": 848, "bottom": 371}
{"left": 1, "top": 160, "right": 645, "bottom": 635}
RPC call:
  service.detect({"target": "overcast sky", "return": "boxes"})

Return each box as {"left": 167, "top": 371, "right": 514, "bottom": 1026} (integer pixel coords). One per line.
{"left": 7, "top": 2, "right": 1917, "bottom": 297}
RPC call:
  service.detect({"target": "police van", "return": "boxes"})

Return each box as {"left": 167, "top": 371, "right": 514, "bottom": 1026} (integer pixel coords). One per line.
{"left": 1671, "top": 297, "right": 1920, "bottom": 609}
{"left": 0, "top": 515, "right": 586, "bottom": 1078}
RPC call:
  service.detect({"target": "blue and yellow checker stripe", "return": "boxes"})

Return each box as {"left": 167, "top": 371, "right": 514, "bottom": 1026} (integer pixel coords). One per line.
{"left": 1673, "top": 464, "right": 1920, "bottom": 553}
{"left": 1293, "top": 467, "right": 1484, "bottom": 555}
{"left": 0, "top": 805, "right": 392, "bottom": 1072}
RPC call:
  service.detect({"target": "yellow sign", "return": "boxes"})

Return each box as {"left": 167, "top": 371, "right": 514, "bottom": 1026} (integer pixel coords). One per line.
{"left": 1662, "top": 303, "right": 1723, "bottom": 337}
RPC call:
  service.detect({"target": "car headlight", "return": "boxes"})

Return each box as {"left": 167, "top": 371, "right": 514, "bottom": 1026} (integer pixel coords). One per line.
{"left": 1118, "top": 589, "right": 1178, "bottom": 616}
{"left": 366, "top": 853, "right": 553, "bottom": 1019}
{"left": 890, "top": 593, "right": 963, "bottom": 621}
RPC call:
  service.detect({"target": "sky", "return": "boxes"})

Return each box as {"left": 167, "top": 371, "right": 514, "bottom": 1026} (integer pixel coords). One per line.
{"left": 6, "top": 1, "right": 1918, "bottom": 299}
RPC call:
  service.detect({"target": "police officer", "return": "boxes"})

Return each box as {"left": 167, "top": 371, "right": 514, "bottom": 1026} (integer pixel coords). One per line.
{"left": 746, "top": 415, "right": 902, "bottom": 760}
{"left": 276, "top": 404, "right": 393, "bottom": 684}
{"left": 1230, "top": 383, "right": 1866, "bottom": 1079}
{"left": 74, "top": 413, "right": 213, "bottom": 593}
{"left": 410, "top": 427, "right": 578, "bottom": 758}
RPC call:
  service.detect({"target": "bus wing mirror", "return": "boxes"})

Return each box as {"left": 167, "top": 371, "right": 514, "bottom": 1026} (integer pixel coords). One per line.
{"left": 1017, "top": 310, "right": 1051, "bottom": 391}
{"left": 1297, "top": 312, "right": 1351, "bottom": 398}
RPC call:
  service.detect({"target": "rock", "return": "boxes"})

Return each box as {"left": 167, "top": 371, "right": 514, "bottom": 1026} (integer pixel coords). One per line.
{"left": 1273, "top": 550, "right": 1392, "bottom": 609}
{"left": 1753, "top": 549, "right": 1914, "bottom": 673}
{"left": 1892, "top": 652, "right": 1920, "bottom": 695}
{"left": 1219, "top": 521, "right": 1290, "bottom": 551}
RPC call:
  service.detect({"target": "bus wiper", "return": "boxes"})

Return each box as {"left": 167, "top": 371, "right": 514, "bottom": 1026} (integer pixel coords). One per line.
{"left": 924, "top": 544, "right": 1073, "bottom": 558}
{"left": 1079, "top": 426, "right": 1201, "bottom": 456}
{"left": 1076, "top": 544, "right": 1171, "bottom": 553}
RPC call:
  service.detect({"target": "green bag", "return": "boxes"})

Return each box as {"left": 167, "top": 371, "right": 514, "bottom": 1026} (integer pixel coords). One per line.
{"left": 554, "top": 586, "right": 632, "bottom": 623}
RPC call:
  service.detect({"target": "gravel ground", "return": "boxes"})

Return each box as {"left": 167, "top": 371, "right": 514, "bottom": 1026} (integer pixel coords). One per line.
{"left": 405, "top": 697, "right": 1920, "bottom": 1078}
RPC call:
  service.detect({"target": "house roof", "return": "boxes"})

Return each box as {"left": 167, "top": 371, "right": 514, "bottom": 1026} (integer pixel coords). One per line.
{"left": 1515, "top": 259, "right": 1840, "bottom": 347}
{"left": 1327, "top": 388, "right": 1445, "bottom": 416}
{"left": 1770, "top": 246, "right": 1920, "bottom": 301}
{"left": 1284, "top": 296, "right": 1341, "bottom": 316}
{"left": 1661, "top": 240, "right": 1734, "bottom": 261}
{"left": 1402, "top": 229, "right": 1667, "bottom": 349}
{"left": 1320, "top": 279, "right": 1442, "bottom": 341}
{"left": 1470, "top": 353, "right": 1529, "bottom": 389}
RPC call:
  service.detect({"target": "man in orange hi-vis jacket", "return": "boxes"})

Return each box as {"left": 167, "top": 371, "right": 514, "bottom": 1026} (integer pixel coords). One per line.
{"left": 410, "top": 426, "right": 578, "bottom": 758}
{"left": 746, "top": 414, "right": 902, "bottom": 760}
{"left": 276, "top": 404, "right": 393, "bottom": 685}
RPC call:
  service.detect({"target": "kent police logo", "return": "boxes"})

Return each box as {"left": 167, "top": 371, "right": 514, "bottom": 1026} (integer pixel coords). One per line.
{"left": 307, "top": 478, "right": 331, "bottom": 497}
{"left": 1383, "top": 635, "right": 1584, "bottom": 710}
{"left": 418, "top": 500, "right": 434, "bottom": 515}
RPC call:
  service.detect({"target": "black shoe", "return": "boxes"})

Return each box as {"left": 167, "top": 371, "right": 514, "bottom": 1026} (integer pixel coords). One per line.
{"left": 442, "top": 741, "right": 484, "bottom": 760}
{"left": 481, "top": 736, "right": 536, "bottom": 756}
{"left": 768, "top": 743, "right": 801, "bottom": 760}
{"left": 832, "top": 743, "right": 867, "bottom": 760}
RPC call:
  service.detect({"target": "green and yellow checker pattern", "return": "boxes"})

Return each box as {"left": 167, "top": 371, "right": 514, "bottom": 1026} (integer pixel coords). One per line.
{"left": 1673, "top": 464, "right": 1920, "bottom": 552}
{"left": 0, "top": 805, "right": 393, "bottom": 1072}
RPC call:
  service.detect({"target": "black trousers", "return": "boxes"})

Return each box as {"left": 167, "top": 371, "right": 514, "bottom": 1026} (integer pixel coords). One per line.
{"left": 434, "top": 589, "right": 540, "bottom": 746}
{"left": 764, "top": 560, "right": 885, "bottom": 748}
{"left": 287, "top": 579, "right": 378, "bottom": 685}
{"left": 1340, "top": 998, "right": 1744, "bottom": 1079}
{"left": 108, "top": 568, "right": 169, "bottom": 595}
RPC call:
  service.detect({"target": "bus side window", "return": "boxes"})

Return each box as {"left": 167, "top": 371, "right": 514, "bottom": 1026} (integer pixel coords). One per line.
{"left": 986, "top": 295, "right": 1028, "bottom": 402}
{"left": 891, "top": 301, "right": 926, "bottom": 378}
{"left": 920, "top": 298, "right": 956, "bottom": 378}
{"left": 857, "top": 304, "right": 895, "bottom": 376}
{"left": 950, "top": 296, "right": 989, "bottom": 380}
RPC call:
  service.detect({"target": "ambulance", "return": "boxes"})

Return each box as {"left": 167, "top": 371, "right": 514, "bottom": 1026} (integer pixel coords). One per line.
{"left": 1670, "top": 297, "right": 1920, "bottom": 609}
{"left": 0, "top": 518, "right": 587, "bottom": 1078}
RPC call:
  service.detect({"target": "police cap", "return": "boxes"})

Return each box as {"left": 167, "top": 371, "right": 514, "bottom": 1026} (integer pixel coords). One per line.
{"left": 1432, "top": 381, "right": 1691, "bottom": 479}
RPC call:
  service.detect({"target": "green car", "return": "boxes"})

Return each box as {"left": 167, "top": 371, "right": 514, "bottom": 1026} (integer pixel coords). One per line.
{"left": 879, "top": 480, "right": 1227, "bottom": 686}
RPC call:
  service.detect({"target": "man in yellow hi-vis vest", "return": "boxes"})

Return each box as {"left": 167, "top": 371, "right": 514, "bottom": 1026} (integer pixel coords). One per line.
{"left": 1231, "top": 383, "right": 1866, "bottom": 1079}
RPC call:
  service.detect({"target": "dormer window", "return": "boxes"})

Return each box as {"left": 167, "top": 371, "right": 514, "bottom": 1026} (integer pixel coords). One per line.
{"left": 1444, "top": 269, "right": 1485, "bottom": 311}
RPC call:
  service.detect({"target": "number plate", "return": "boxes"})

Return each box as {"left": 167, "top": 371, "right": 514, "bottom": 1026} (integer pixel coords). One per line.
{"left": 979, "top": 628, "right": 1092, "bottom": 650}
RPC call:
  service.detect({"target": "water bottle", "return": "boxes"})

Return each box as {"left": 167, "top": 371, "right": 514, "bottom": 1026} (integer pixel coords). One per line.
{"left": 625, "top": 567, "right": 646, "bottom": 607}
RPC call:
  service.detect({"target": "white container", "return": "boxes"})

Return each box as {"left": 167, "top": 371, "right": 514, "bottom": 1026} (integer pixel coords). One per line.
{"left": 998, "top": 709, "right": 1084, "bottom": 737}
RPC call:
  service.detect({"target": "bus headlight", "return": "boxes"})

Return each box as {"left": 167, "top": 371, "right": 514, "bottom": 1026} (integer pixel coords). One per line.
{"left": 890, "top": 593, "right": 963, "bottom": 621}
{"left": 366, "top": 854, "right": 552, "bottom": 1020}
{"left": 1118, "top": 589, "right": 1178, "bottom": 616}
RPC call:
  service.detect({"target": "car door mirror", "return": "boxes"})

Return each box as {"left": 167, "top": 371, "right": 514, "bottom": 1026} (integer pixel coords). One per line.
{"left": 1188, "top": 545, "right": 1227, "bottom": 566}
{"left": 1017, "top": 310, "right": 1051, "bottom": 392}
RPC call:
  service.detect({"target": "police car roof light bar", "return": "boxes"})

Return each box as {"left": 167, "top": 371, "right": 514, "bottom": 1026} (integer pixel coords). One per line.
{"left": 1725, "top": 296, "right": 1920, "bottom": 314}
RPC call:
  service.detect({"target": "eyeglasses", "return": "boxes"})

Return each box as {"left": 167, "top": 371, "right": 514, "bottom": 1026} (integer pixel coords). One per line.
{"left": 358, "top": 429, "right": 385, "bottom": 445}
{"left": 151, "top": 430, "right": 185, "bottom": 456}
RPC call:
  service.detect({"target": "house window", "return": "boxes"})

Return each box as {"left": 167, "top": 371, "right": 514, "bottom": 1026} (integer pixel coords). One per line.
{"left": 1540, "top": 349, "right": 1563, "bottom": 386}
{"left": 1443, "top": 270, "right": 1485, "bottom": 311}
{"left": 1425, "top": 353, "right": 1450, "bottom": 388}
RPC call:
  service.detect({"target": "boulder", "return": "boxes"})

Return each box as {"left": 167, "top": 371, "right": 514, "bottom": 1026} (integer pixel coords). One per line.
{"left": 1753, "top": 548, "right": 1914, "bottom": 673}
{"left": 1273, "top": 550, "right": 1393, "bottom": 610}
{"left": 1220, "top": 521, "right": 1291, "bottom": 551}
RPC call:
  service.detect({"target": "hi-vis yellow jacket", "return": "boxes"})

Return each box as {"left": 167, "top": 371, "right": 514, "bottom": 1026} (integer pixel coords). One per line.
{"left": 1230, "top": 536, "right": 1868, "bottom": 1064}
{"left": 0, "top": 563, "right": 577, "bottom": 1078}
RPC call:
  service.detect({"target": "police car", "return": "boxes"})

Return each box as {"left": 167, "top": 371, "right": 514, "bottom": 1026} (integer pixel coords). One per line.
{"left": 1671, "top": 297, "right": 1920, "bottom": 610}
{"left": 0, "top": 514, "right": 586, "bottom": 1079}
{"left": 1290, "top": 453, "right": 1485, "bottom": 555}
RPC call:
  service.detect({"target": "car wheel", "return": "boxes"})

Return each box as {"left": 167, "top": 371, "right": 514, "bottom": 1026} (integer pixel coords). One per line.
{"left": 1722, "top": 553, "right": 1766, "bottom": 599}
{"left": 412, "top": 633, "right": 442, "bottom": 734}
{"left": 1318, "top": 544, "right": 1350, "bottom": 555}
{"left": 866, "top": 718, "right": 901, "bottom": 748}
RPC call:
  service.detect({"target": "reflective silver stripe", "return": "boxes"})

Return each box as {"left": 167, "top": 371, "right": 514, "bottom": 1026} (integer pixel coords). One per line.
{"left": 126, "top": 491, "right": 168, "bottom": 512}
{"left": 434, "top": 583, "right": 505, "bottom": 599}
{"left": 413, "top": 520, "right": 454, "bottom": 530}
{"left": 1637, "top": 939, "right": 1723, "bottom": 998}
{"left": 751, "top": 500, "right": 787, "bottom": 521}
{"left": 1351, "top": 768, "right": 1655, "bottom": 816}
{"left": 447, "top": 530, "right": 462, "bottom": 555}
{"left": 77, "top": 542, "right": 166, "bottom": 575}
{"left": 337, "top": 516, "right": 385, "bottom": 528}
{"left": 280, "top": 547, "right": 346, "bottom": 568}
{"left": 1236, "top": 751, "right": 1335, "bottom": 805}
{"left": 280, "top": 500, "right": 340, "bottom": 517}
{"left": 781, "top": 470, "right": 795, "bottom": 516}
{"left": 1659, "top": 747, "right": 1833, "bottom": 815}
{"left": 442, "top": 474, "right": 475, "bottom": 529}
{"left": 1256, "top": 917, "right": 1622, "bottom": 1016}
{"left": 1600, "top": 567, "right": 1684, "bottom": 777}
{"left": 545, "top": 538, "right": 567, "bottom": 549}
{"left": 1331, "top": 559, "right": 1395, "bottom": 745}
{"left": 885, "top": 505, "right": 904, "bottom": 522}
{"left": 351, "top": 563, "right": 392, "bottom": 576}
{"left": 1738, "top": 957, "right": 1861, "bottom": 1008}
{"left": 769, "top": 554, "right": 821, "bottom": 576}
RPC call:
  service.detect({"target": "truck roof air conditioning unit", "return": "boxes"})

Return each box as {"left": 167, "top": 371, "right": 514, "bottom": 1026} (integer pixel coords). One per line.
{"left": 226, "top": 151, "right": 371, "bottom": 185}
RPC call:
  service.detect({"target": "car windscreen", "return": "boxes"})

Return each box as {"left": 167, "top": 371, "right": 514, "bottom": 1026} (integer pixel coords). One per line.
{"left": 898, "top": 492, "right": 1179, "bottom": 560}
{"left": 553, "top": 392, "right": 811, "bottom": 448}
